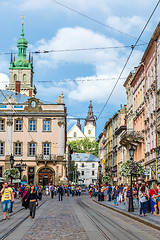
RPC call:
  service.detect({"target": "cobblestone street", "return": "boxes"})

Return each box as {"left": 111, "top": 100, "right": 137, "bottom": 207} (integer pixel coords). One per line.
{"left": 23, "top": 197, "right": 88, "bottom": 240}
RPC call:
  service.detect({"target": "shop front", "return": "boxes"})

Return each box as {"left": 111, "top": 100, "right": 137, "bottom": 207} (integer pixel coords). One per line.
{"left": 38, "top": 168, "right": 55, "bottom": 186}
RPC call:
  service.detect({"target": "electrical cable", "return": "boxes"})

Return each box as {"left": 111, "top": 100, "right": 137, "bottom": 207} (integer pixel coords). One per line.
{"left": 97, "top": 0, "right": 160, "bottom": 120}
{"left": 51, "top": 0, "right": 147, "bottom": 43}
{"left": 0, "top": 43, "right": 148, "bottom": 56}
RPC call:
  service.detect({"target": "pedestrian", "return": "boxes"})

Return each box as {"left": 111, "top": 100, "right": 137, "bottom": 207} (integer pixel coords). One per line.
{"left": 27, "top": 184, "right": 38, "bottom": 220}
{"left": 89, "top": 187, "right": 92, "bottom": 198}
{"left": 38, "top": 185, "right": 43, "bottom": 201}
{"left": 113, "top": 185, "right": 120, "bottom": 206}
{"left": 71, "top": 185, "right": 75, "bottom": 197}
{"left": 54, "top": 186, "right": 57, "bottom": 196}
{"left": 50, "top": 184, "right": 55, "bottom": 199}
{"left": 78, "top": 186, "right": 81, "bottom": 196}
{"left": 118, "top": 184, "right": 123, "bottom": 203}
{"left": 9, "top": 184, "right": 15, "bottom": 213}
{"left": 45, "top": 185, "right": 49, "bottom": 199}
{"left": 107, "top": 184, "right": 112, "bottom": 201}
{"left": 22, "top": 185, "right": 29, "bottom": 209}
{"left": 104, "top": 185, "right": 108, "bottom": 200}
{"left": 152, "top": 182, "right": 160, "bottom": 216}
{"left": 149, "top": 183, "right": 158, "bottom": 214}
{"left": 58, "top": 185, "right": 63, "bottom": 201}
{"left": 139, "top": 185, "right": 148, "bottom": 216}
{"left": 1, "top": 182, "right": 14, "bottom": 220}
{"left": 67, "top": 185, "right": 70, "bottom": 196}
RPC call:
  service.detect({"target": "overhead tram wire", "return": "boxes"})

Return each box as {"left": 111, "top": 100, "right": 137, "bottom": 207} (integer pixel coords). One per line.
{"left": 97, "top": 0, "right": 160, "bottom": 120}
{"left": 0, "top": 43, "right": 148, "bottom": 56}
{"left": 51, "top": 0, "right": 146, "bottom": 43}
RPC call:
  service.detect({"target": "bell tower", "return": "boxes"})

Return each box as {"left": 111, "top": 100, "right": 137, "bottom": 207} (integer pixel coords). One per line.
{"left": 84, "top": 100, "right": 96, "bottom": 140}
{"left": 6, "top": 18, "right": 36, "bottom": 97}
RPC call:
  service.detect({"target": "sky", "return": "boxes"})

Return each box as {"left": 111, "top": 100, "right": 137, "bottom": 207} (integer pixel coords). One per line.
{"left": 0, "top": 0, "right": 160, "bottom": 137}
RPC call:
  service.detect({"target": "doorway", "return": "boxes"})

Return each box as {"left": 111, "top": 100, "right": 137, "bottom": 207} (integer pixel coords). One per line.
{"left": 38, "top": 168, "right": 55, "bottom": 186}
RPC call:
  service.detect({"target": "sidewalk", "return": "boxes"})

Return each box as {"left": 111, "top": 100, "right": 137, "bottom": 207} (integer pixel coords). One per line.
{"left": 92, "top": 197, "right": 160, "bottom": 230}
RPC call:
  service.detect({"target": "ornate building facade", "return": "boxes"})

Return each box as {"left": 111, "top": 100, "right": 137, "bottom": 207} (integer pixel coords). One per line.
{"left": 0, "top": 23, "right": 67, "bottom": 185}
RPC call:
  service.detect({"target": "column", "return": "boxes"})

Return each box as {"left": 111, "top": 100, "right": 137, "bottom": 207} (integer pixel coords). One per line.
{"left": 58, "top": 117, "right": 65, "bottom": 156}
{"left": 6, "top": 117, "right": 13, "bottom": 156}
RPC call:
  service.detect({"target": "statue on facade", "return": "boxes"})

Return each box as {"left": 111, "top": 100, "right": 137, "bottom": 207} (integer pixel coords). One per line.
{"left": 56, "top": 92, "right": 64, "bottom": 104}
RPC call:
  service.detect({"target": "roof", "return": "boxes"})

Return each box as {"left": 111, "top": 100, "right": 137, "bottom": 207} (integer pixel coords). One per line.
{"left": 0, "top": 90, "right": 53, "bottom": 104}
{"left": 72, "top": 153, "right": 98, "bottom": 162}
{"left": 0, "top": 90, "right": 30, "bottom": 104}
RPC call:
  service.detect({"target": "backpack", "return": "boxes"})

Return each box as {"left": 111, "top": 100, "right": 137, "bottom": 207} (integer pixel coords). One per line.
{"left": 58, "top": 186, "right": 63, "bottom": 193}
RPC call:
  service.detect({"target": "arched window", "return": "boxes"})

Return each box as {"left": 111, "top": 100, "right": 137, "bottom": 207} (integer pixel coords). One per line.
{"left": 88, "top": 130, "right": 91, "bottom": 135}
{"left": 23, "top": 74, "right": 26, "bottom": 81}
{"left": 14, "top": 74, "right": 17, "bottom": 81}
{"left": 74, "top": 132, "right": 77, "bottom": 137}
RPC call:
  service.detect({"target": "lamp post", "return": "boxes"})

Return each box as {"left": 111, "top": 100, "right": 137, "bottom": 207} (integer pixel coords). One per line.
{"left": 9, "top": 154, "right": 15, "bottom": 183}
{"left": 98, "top": 161, "right": 102, "bottom": 201}
{"left": 128, "top": 145, "right": 135, "bottom": 212}
{"left": 10, "top": 154, "right": 15, "bottom": 168}
{"left": 16, "top": 159, "right": 27, "bottom": 181}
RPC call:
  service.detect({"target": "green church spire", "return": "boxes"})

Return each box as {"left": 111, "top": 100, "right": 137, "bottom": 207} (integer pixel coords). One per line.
{"left": 10, "top": 18, "right": 33, "bottom": 70}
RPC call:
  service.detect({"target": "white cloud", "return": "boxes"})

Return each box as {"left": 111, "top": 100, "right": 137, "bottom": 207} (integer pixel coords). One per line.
{"left": 33, "top": 27, "right": 125, "bottom": 68}
{"left": 0, "top": 73, "right": 9, "bottom": 90}
{"left": 32, "top": 27, "right": 143, "bottom": 104}
{"left": 106, "top": 15, "right": 146, "bottom": 35}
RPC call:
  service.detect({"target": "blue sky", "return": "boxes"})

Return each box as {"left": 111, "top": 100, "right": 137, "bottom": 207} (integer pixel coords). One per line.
{"left": 0, "top": 0, "right": 160, "bottom": 137}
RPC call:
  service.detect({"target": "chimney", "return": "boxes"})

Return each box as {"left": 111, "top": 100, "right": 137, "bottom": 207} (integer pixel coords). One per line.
{"left": 29, "top": 89, "right": 32, "bottom": 97}
{"left": 15, "top": 81, "right": 20, "bottom": 93}
{"left": 77, "top": 118, "right": 81, "bottom": 130}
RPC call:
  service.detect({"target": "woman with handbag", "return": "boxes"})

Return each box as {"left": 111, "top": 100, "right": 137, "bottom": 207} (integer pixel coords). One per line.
{"left": 27, "top": 184, "right": 38, "bottom": 220}
{"left": 149, "top": 183, "right": 158, "bottom": 214}
{"left": 152, "top": 182, "right": 160, "bottom": 216}
{"left": 22, "top": 185, "right": 29, "bottom": 209}
{"left": 139, "top": 185, "right": 148, "bottom": 216}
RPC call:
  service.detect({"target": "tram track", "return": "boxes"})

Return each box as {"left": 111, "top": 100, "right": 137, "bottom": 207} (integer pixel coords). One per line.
{"left": 0, "top": 199, "right": 47, "bottom": 240}
{"left": 76, "top": 198, "right": 143, "bottom": 240}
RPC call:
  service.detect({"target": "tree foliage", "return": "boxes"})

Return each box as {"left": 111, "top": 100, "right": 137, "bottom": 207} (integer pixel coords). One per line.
{"left": 68, "top": 138, "right": 98, "bottom": 157}
{"left": 70, "top": 160, "right": 80, "bottom": 183}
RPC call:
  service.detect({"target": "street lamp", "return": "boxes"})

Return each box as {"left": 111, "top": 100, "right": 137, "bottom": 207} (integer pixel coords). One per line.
{"left": 10, "top": 154, "right": 15, "bottom": 168}
{"left": 128, "top": 145, "right": 135, "bottom": 212}
{"left": 16, "top": 159, "right": 27, "bottom": 180}
{"left": 98, "top": 161, "right": 102, "bottom": 201}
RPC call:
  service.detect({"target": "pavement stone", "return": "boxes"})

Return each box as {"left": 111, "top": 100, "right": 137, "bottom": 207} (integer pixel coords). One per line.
{"left": 23, "top": 197, "right": 89, "bottom": 240}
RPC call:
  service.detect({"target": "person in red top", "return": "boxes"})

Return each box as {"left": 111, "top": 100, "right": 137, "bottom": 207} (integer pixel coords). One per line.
{"left": 149, "top": 183, "right": 158, "bottom": 214}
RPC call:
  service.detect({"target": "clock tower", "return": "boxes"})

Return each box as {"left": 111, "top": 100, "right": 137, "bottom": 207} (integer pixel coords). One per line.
{"left": 6, "top": 21, "right": 36, "bottom": 97}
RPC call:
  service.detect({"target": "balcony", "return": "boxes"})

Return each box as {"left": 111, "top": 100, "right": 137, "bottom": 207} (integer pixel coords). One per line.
{"left": 120, "top": 130, "right": 144, "bottom": 147}
{"left": 36, "top": 154, "right": 57, "bottom": 165}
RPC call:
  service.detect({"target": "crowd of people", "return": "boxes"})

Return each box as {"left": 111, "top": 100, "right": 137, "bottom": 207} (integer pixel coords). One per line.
{"left": 0, "top": 182, "right": 83, "bottom": 220}
{"left": 90, "top": 182, "right": 160, "bottom": 217}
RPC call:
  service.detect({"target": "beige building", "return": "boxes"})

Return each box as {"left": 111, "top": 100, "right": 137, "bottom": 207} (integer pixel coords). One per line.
{"left": 0, "top": 23, "right": 67, "bottom": 185}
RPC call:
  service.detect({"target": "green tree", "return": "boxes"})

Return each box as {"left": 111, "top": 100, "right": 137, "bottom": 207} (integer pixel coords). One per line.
{"left": 70, "top": 160, "right": 80, "bottom": 183}
{"left": 68, "top": 138, "right": 98, "bottom": 157}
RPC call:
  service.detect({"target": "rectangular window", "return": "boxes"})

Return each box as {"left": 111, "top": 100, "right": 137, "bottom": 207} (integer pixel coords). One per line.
{"left": 92, "top": 163, "right": 95, "bottom": 168}
{"left": 0, "top": 120, "right": 4, "bottom": 131}
{"left": 43, "top": 143, "right": 50, "bottom": 155}
{"left": 43, "top": 120, "right": 50, "bottom": 131}
{"left": 15, "top": 143, "right": 22, "bottom": 155}
{"left": 29, "top": 120, "right": 36, "bottom": 131}
{"left": 15, "top": 120, "right": 22, "bottom": 131}
{"left": 92, "top": 171, "right": 94, "bottom": 176}
{"left": 0, "top": 143, "right": 4, "bottom": 155}
{"left": 0, "top": 167, "right": 2, "bottom": 177}
{"left": 82, "top": 171, "right": 84, "bottom": 176}
{"left": 82, "top": 163, "right": 84, "bottom": 167}
{"left": 29, "top": 143, "right": 36, "bottom": 156}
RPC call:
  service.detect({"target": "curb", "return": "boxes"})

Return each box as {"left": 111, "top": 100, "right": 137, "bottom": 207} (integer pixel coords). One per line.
{"left": 92, "top": 198, "right": 160, "bottom": 231}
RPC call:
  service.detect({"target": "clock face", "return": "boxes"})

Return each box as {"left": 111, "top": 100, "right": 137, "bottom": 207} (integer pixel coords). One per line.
{"left": 31, "top": 100, "right": 36, "bottom": 108}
